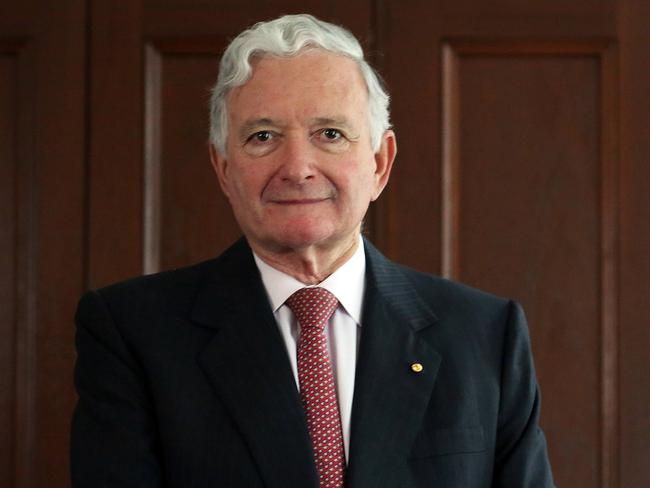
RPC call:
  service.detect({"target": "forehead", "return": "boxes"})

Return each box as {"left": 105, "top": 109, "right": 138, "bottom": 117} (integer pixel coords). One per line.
{"left": 227, "top": 50, "right": 368, "bottom": 123}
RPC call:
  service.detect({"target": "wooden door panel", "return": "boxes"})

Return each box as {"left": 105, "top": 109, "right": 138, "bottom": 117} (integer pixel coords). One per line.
{"left": 441, "top": 42, "right": 615, "bottom": 487}
{"left": 1, "top": 2, "right": 86, "bottom": 487}
{"left": 144, "top": 41, "right": 241, "bottom": 272}
{"left": 380, "top": 1, "right": 636, "bottom": 487}
{"left": 88, "top": 0, "right": 144, "bottom": 288}
{"left": 0, "top": 46, "right": 20, "bottom": 488}
{"left": 618, "top": 1, "right": 650, "bottom": 487}
{"left": 440, "top": 0, "right": 616, "bottom": 16}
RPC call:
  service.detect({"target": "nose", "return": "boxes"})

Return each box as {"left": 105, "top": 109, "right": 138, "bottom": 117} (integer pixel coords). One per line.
{"left": 277, "top": 135, "right": 317, "bottom": 183}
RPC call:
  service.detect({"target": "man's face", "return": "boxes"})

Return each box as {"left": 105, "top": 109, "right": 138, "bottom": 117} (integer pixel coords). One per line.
{"left": 210, "top": 50, "right": 395, "bottom": 256}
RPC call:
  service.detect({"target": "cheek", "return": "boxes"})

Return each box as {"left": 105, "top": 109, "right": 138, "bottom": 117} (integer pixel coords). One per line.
{"left": 230, "top": 167, "right": 266, "bottom": 200}
{"left": 335, "top": 173, "right": 375, "bottom": 211}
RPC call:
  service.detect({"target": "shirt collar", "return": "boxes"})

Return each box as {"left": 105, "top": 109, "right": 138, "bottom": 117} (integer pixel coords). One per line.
{"left": 252, "top": 236, "right": 366, "bottom": 325}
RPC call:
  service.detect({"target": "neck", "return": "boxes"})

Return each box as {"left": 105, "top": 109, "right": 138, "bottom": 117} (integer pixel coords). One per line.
{"left": 250, "top": 235, "right": 361, "bottom": 285}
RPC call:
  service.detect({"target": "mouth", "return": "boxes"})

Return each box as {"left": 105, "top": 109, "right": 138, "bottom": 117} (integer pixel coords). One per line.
{"left": 269, "top": 198, "right": 330, "bottom": 205}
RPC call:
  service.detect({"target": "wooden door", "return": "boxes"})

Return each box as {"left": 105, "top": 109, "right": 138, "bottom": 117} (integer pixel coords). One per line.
{"left": 377, "top": 2, "right": 649, "bottom": 487}
{"left": 1, "top": 0, "right": 649, "bottom": 487}
{"left": 0, "top": 1, "right": 86, "bottom": 487}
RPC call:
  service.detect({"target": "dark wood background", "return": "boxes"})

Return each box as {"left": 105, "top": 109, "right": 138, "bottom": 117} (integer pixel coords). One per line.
{"left": 1, "top": 1, "right": 648, "bottom": 487}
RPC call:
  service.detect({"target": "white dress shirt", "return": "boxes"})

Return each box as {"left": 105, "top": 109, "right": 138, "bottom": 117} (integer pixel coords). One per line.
{"left": 252, "top": 237, "right": 365, "bottom": 461}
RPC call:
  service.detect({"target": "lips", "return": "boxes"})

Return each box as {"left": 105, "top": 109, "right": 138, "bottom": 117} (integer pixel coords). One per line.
{"left": 270, "top": 198, "right": 329, "bottom": 205}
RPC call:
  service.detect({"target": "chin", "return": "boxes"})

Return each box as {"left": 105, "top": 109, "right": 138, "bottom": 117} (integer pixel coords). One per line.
{"left": 279, "top": 232, "right": 331, "bottom": 250}
{"left": 271, "top": 224, "right": 338, "bottom": 251}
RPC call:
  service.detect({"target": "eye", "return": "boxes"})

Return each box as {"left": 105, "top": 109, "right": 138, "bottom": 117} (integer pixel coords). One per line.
{"left": 313, "top": 128, "right": 348, "bottom": 144}
{"left": 311, "top": 127, "right": 351, "bottom": 153}
{"left": 242, "top": 130, "right": 281, "bottom": 157}
{"left": 247, "top": 130, "right": 274, "bottom": 143}
{"left": 321, "top": 128, "right": 343, "bottom": 141}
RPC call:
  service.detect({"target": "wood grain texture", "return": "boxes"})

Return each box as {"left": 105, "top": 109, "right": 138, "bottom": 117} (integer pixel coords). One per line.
{"left": 7, "top": 38, "right": 37, "bottom": 488}
{"left": 31, "top": 1, "right": 86, "bottom": 486}
{"left": 384, "top": 1, "right": 627, "bottom": 486}
{"left": 618, "top": 0, "right": 650, "bottom": 486}
{"left": 0, "top": 38, "right": 38, "bottom": 488}
{"left": 0, "top": 46, "right": 18, "bottom": 488}
{"left": 599, "top": 44, "right": 619, "bottom": 488}
{"left": 0, "top": 2, "right": 86, "bottom": 487}
{"left": 445, "top": 43, "right": 605, "bottom": 487}
{"left": 377, "top": 0, "right": 443, "bottom": 272}
{"left": 145, "top": 40, "right": 241, "bottom": 272}
{"left": 143, "top": 44, "right": 162, "bottom": 274}
{"left": 440, "top": 40, "right": 621, "bottom": 488}
{"left": 88, "top": 0, "right": 144, "bottom": 288}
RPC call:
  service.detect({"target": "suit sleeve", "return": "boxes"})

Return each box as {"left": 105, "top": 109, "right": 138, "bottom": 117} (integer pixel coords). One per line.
{"left": 493, "top": 301, "right": 555, "bottom": 487}
{"left": 70, "top": 290, "right": 165, "bottom": 487}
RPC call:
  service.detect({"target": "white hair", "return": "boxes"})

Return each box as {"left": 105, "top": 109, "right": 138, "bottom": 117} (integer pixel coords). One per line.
{"left": 209, "top": 14, "right": 391, "bottom": 156}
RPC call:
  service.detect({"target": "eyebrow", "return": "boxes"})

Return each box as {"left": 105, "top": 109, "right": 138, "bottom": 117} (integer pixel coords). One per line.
{"left": 237, "top": 115, "right": 359, "bottom": 139}
{"left": 310, "top": 116, "right": 353, "bottom": 129}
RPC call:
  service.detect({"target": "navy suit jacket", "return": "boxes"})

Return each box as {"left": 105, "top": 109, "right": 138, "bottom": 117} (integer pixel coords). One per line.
{"left": 71, "top": 238, "right": 554, "bottom": 487}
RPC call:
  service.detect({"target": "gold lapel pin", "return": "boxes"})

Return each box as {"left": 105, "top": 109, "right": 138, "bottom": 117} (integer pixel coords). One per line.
{"left": 410, "top": 362, "right": 424, "bottom": 373}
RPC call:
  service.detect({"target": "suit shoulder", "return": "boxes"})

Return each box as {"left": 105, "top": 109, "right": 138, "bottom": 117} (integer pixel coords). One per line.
{"left": 384, "top": 265, "right": 519, "bottom": 334}
{"left": 391, "top": 265, "right": 526, "bottom": 359}
{"left": 99, "top": 258, "right": 213, "bottom": 295}
{"left": 85, "top": 258, "right": 218, "bottom": 323}
{"left": 395, "top": 263, "right": 511, "bottom": 314}
{"left": 79, "top": 239, "right": 253, "bottom": 326}
{"left": 363, "top": 238, "right": 513, "bottom": 320}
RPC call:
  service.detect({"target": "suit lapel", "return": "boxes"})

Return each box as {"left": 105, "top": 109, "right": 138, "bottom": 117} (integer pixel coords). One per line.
{"left": 188, "top": 238, "right": 440, "bottom": 487}
{"left": 191, "top": 240, "right": 318, "bottom": 488}
{"left": 346, "top": 240, "right": 441, "bottom": 487}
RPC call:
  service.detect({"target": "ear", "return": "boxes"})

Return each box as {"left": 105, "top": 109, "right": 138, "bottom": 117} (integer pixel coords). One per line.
{"left": 370, "top": 129, "right": 397, "bottom": 201}
{"left": 209, "top": 143, "right": 231, "bottom": 199}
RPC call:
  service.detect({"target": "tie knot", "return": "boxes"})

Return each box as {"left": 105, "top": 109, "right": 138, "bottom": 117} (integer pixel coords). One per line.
{"left": 285, "top": 287, "right": 339, "bottom": 332}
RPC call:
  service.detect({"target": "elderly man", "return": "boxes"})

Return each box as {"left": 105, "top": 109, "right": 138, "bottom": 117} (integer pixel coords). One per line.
{"left": 71, "top": 14, "right": 554, "bottom": 488}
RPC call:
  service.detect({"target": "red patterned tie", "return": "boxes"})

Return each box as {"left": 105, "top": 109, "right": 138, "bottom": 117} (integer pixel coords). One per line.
{"left": 286, "top": 287, "right": 346, "bottom": 488}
